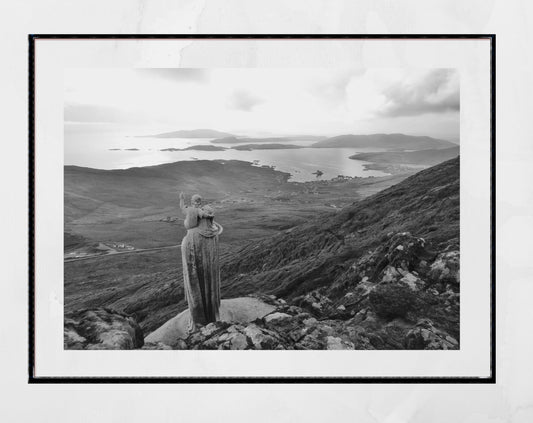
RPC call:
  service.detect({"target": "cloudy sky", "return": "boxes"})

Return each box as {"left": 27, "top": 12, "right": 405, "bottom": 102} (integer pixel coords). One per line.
{"left": 65, "top": 67, "right": 459, "bottom": 141}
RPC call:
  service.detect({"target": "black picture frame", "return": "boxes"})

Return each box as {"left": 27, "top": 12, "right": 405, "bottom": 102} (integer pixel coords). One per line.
{"left": 28, "top": 33, "right": 496, "bottom": 384}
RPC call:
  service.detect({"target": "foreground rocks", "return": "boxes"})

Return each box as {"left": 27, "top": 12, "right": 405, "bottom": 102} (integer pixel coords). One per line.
{"left": 144, "top": 291, "right": 458, "bottom": 350}
{"left": 64, "top": 308, "right": 144, "bottom": 350}
{"left": 144, "top": 297, "right": 275, "bottom": 348}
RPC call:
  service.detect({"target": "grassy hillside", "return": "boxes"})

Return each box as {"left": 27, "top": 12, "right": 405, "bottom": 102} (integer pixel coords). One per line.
{"left": 64, "top": 160, "right": 291, "bottom": 248}
{"left": 65, "top": 159, "right": 457, "bottom": 337}
{"left": 221, "top": 157, "right": 459, "bottom": 299}
{"left": 65, "top": 159, "right": 410, "bottom": 249}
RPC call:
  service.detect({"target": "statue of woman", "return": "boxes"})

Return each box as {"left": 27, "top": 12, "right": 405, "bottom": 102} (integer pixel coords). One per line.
{"left": 179, "top": 192, "right": 223, "bottom": 333}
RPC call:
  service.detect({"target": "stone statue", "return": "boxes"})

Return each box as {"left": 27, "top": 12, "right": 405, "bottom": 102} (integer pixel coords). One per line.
{"left": 179, "top": 192, "right": 223, "bottom": 333}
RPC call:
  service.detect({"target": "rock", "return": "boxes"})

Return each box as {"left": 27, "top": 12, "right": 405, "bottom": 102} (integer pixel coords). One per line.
{"left": 244, "top": 324, "right": 281, "bottom": 350}
{"left": 381, "top": 266, "right": 400, "bottom": 283}
{"left": 200, "top": 323, "right": 220, "bottom": 337}
{"left": 404, "top": 319, "right": 459, "bottom": 350}
{"left": 350, "top": 308, "right": 368, "bottom": 325}
{"left": 326, "top": 336, "right": 354, "bottom": 350}
{"left": 229, "top": 333, "right": 249, "bottom": 350}
{"left": 142, "top": 341, "right": 172, "bottom": 350}
{"left": 303, "top": 317, "right": 318, "bottom": 326}
{"left": 337, "top": 305, "right": 346, "bottom": 311}
{"left": 264, "top": 312, "right": 292, "bottom": 324}
{"left": 64, "top": 308, "right": 144, "bottom": 350}
{"left": 293, "top": 291, "right": 334, "bottom": 317}
{"left": 145, "top": 297, "right": 275, "bottom": 348}
{"left": 373, "top": 232, "right": 437, "bottom": 279}
{"left": 185, "top": 321, "right": 289, "bottom": 350}
{"left": 428, "top": 251, "right": 460, "bottom": 284}
{"left": 400, "top": 272, "right": 425, "bottom": 291}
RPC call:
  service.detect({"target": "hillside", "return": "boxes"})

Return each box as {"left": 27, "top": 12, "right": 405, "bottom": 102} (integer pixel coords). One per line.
{"left": 64, "top": 160, "right": 291, "bottom": 248}
{"left": 313, "top": 133, "right": 457, "bottom": 150}
{"left": 65, "top": 158, "right": 459, "bottom": 349}
{"left": 221, "top": 157, "right": 459, "bottom": 299}
{"left": 350, "top": 146, "right": 459, "bottom": 165}
{"left": 65, "top": 159, "right": 408, "bottom": 250}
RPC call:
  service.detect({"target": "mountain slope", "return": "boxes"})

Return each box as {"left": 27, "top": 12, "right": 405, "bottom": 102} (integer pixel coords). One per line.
{"left": 313, "top": 133, "right": 457, "bottom": 150}
{"left": 65, "top": 158, "right": 460, "bottom": 347}
{"left": 221, "top": 157, "right": 459, "bottom": 299}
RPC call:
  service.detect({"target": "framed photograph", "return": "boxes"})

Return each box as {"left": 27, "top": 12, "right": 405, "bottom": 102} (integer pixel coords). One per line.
{"left": 29, "top": 34, "right": 495, "bottom": 382}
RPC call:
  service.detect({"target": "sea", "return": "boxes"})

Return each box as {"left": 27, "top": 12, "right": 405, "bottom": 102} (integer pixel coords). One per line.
{"left": 65, "top": 126, "right": 392, "bottom": 182}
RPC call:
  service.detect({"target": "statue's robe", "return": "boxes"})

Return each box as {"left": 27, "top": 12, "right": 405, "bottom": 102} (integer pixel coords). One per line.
{"left": 181, "top": 207, "right": 223, "bottom": 332}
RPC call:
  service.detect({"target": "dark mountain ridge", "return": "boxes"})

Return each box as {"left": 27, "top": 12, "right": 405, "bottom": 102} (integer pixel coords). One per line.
{"left": 350, "top": 146, "right": 459, "bottom": 166}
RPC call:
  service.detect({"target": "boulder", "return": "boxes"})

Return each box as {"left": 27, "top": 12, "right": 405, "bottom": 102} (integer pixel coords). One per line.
{"left": 264, "top": 312, "right": 292, "bottom": 324}
{"left": 428, "top": 251, "right": 460, "bottom": 285}
{"left": 64, "top": 308, "right": 144, "bottom": 350}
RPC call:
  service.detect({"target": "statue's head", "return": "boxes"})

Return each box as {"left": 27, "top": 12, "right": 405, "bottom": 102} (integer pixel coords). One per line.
{"left": 191, "top": 194, "right": 202, "bottom": 208}
{"left": 202, "top": 205, "right": 215, "bottom": 217}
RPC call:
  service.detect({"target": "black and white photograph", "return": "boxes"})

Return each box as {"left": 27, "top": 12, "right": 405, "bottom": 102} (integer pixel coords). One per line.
{"left": 63, "top": 66, "right": 461, "bottom": 351}
{"left": 29, "top": 35, "right": 494, "bottom": 381}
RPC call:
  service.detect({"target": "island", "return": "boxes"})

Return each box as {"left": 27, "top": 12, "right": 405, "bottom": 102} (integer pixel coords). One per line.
{"left": 231, "top": 143, "right": 304, "bottom": 151}
{"left": 312, "top": 133, "right": 457, "bottom": 150}
{"left": 137, "top": 129, "right": 235, "bottom": 139}
{"left": 161, "top": 145, "right": 227, "bottom": 152}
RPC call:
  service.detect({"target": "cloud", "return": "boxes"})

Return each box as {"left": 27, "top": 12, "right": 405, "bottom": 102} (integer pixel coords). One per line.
{"left": 376, "top": 69, "right": 459, "bottom": 117}
{"left": 134, "top": 68, "right": 208, "bottom": 83}
{"left": 227, "top": 90, "right": 264, "bottom": 112}
{"left": 310, "top": 69, "right": 365, "bottom": 107}
{"left": 64, "top": 103, "right": 143, "bottom": 123}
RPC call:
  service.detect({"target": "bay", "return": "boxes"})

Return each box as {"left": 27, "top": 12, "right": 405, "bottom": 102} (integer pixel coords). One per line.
{"left": 65, "top": 127, "right": 392, "bottom": 182}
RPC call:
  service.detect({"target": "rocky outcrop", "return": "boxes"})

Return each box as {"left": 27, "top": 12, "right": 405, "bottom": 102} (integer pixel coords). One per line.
{"left": 144, "top": 297, "right": 276, "bottom": 348}
{"left": 404, "top": 319, "right": 459, "bottom": 350}
{"left": 143, "top": 288, "right": 458, "bottom": 350}
{"left": 428, "top": 251, "right": 460, "bottom": 285}
{"left": 64, "top": 308, "right": 144, "bottom": 350}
